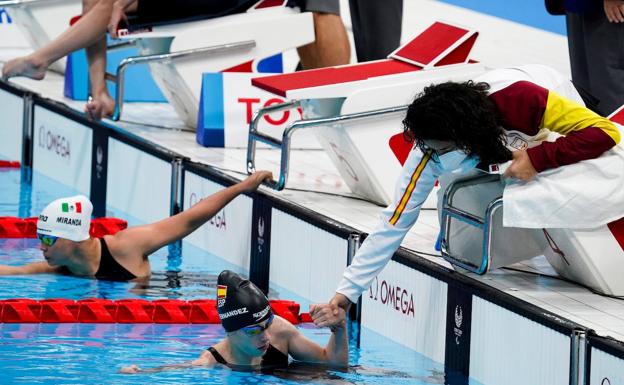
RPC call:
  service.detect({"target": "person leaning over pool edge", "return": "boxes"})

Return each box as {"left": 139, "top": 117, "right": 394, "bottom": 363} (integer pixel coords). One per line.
{"left": 0, "top": 171, "right": 273, "bottom": 281}
{"left": 308, "top": 73, "right": 621, "bottom": 326}
{"left": 120, "top": 270, "right": 348, "bottom": 373}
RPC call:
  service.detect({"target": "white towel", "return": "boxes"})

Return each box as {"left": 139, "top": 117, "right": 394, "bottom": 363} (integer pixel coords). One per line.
{"left": 503, "top": 142, "right": 624, "bottom": 229}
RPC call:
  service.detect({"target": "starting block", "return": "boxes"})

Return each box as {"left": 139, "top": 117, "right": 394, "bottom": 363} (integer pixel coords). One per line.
{"left": 1, "top": 0, "right": 81, "bottom": 73}
{"left": 247, "top": 21, "right": 484, "bottom": 204}
{"left": 111, "top": 0, "right": 314, "bottom": 127}
{"left": 439, "top": 105, "right": 624, "bottom": 296}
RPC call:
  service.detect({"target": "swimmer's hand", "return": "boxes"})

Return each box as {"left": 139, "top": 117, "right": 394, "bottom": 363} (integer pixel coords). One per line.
{"left": 108, "top": 0, "right": 136, "bottom": 38}
{"left": 310, "top": 302, "right": 346, "bottom": 332}
{"left": 241, "top": 171, "right": 273, "bottom": 192}
{"left": 503, "top": 150, "right": 537, "bottom": 181}
{"left": 120, "top": 364, "right": 141, "bottom": 374}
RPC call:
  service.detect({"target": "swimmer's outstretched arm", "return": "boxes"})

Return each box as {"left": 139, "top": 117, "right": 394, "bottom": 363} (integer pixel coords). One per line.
{"left": 111, "top": 171, "right": 273, "bottom": 258}
{"left": 0, "top": 262, "right": 58, "bottom": 275}
{"left": 279, "top": 310, "right": 349, "bottom": 367}
{"left": 120, "top": 350, "right": 216, "bottom": 374}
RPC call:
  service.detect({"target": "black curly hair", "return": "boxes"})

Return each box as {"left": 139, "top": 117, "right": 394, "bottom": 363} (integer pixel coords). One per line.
{"left": 402, "top": 81, "right": 512, "bottom": 165}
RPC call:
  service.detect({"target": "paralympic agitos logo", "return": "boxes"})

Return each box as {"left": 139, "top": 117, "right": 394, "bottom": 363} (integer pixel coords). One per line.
{"left": 368, "top": 276, "right": 415, "bottom": 317}
{"left": 38, "top": 125, "right": 70, "bottom": 161}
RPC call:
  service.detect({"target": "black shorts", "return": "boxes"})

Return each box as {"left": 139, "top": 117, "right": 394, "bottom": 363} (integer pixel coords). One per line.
{"left": 134, "top": 0, "right": 257, "bottom": 25}
{"left": 287, "top": 0, "right": 340, "bottom": 15}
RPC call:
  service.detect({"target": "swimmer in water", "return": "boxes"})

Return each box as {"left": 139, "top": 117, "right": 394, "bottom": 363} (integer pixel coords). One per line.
{"left": 0, "top": 171, "right": 272, "bottom": 281}
{"left": 120, "top": 270, "right": 348, "bottom": 373}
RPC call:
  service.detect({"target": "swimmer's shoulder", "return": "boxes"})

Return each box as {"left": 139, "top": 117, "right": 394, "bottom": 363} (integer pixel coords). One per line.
{"left": 195, "top": 349, "right": 218, "bottom": 366}
{"left": 270, "top": 315, "right": 301, "bottom": 342}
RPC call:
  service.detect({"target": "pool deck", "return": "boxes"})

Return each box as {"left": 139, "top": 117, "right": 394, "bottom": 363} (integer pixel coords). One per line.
{"left": 1, "top": 0, "right": 623, "bottom": 342}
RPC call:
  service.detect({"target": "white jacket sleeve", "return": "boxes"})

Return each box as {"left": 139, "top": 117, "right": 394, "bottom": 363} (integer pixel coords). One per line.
{"left": 336, "top": 149, "right": 440, "bottom": 303}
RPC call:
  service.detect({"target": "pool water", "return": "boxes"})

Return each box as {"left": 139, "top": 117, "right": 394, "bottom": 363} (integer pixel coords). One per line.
{"left": 0, "top": 168, "right": 481, "bottom": 384}
{"left": 0, "top": 322, "right": 463, "bottom": 385}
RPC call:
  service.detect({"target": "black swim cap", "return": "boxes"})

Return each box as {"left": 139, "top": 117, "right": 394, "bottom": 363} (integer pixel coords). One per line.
{"left": 217, "top": 270, "right": 272, "bottom": 332}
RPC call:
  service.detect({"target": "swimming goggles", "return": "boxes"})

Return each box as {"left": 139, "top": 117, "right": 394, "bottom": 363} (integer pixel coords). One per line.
{"left": 241, "top": 313, "right": 274, "bottom": 336}
{"left": 37, "top": 233, "right": 59, "bottom": 247}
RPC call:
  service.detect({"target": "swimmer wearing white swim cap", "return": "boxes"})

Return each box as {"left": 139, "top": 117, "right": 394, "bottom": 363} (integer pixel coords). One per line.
{"left": 0, "top": 171, "right": 273, "bottom": 281}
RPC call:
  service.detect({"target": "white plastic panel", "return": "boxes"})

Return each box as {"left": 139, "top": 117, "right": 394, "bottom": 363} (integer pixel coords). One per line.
{"left": 470, "top": 297, "right": 570, "bottom": 385}
{"left": 0, "top": 88, "right": 23, "bottom": 160}
{"left": 269, "top": 209, "right": 348, "bottom": 305}
{"left": 106, "top": 138, "right": 170, "bottom": 224}
{"left": 32, "top": 105, "right": 92, "bottom": 195}
{"left": 590, "top": 347, "right": 624, "bottom": 385}
{"left": 361, "top": 260, "right": 448, "bottom": 363}
{"left": 183, "top": 171, "right": 252, "bottom": 269}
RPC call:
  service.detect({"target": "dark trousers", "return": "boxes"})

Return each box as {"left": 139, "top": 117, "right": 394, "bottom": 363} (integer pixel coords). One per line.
{"left": 566, "top": 10, "right": 624, "bottom": 116}
{"left": 348, "top": 0, "right": 403, "bottom": 62}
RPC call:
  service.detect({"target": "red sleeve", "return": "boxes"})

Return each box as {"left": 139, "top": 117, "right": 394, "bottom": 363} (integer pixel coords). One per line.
{"left": 526, "top": 127, "right": 616, "bottom": 171}
{"left": 489, "top": 81, "right": 617, "bottom": 172}
{"left": 489, "top": 81, "right": 547, "bottom": 137}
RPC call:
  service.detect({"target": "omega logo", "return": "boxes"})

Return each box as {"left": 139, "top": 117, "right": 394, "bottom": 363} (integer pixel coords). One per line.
{"left": 368, "top": 276, "right": 415, "bottom": 317}
{"left": 602, "top": 378, "right": 611, "bottom": 385}
{"left": 38, "top": 125, "right": 71, "bottom": 161}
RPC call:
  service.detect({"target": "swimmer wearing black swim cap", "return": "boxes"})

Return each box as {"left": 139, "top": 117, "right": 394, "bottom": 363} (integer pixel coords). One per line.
{"left": 120, "top": 270, "right": 349, "bottom": 374}
{"left": 216, "top": 270, "right": 273, "bottom": 333}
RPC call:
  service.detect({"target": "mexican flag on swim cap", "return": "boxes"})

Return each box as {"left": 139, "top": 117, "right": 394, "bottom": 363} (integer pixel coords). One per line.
{"left": 217, "top": 270, "right": 273, "bottom": 332}
{"left": 36, "top": 195, "right": 92, "bottom": 242}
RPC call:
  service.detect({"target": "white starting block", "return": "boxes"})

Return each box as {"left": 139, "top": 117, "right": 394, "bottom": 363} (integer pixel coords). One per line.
{"left": 111, "top": 0, "right": 314, "bottom": 127}
{"left": 247, "top": 21, "right": 486, "bottom": 204}
{"left": 0, "top": 0, "right": 80, "bottom": 72}
{"left": 440, "top": 107, "right": 624, "bottom": 296}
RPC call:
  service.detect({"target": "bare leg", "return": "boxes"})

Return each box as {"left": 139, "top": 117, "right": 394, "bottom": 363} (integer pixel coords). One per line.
{"left": 2, "top": 0, "right": 114, "bottom": 80}
{"left": 85, "top": 0, "right": 138, "bottom": 120}
{"left": 84, "top": 0, "right": 114, "bottom": 119}
{"left": 297, "top": 12, "right": 350, "bottom": 70}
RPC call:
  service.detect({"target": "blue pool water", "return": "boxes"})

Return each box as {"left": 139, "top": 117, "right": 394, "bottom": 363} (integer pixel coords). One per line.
{"left": 0, "top": 168, "right": 480, "bottom": 384}
{"left": 0, "top": 322, "right": 466, "bottom": 385}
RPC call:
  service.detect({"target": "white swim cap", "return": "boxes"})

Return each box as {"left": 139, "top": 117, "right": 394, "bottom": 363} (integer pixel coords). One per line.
{"left": 37, "top": 195, "right": 92, "bottom": 242}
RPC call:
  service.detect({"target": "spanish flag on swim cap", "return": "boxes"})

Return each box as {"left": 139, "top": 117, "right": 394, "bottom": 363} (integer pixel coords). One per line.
{"left": 216, "top": 270, "right": 272, "bottom": 332}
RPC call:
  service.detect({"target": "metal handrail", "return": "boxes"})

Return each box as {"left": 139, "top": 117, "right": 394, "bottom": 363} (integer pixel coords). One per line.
{"left": 439, "top": 173, "right": 503, "bottom": 274}
{"left": 111, "top": 40, "right": 256, "bottom": 121}
{"left": 247, "top": 102, "right": 408, "bottom": 190}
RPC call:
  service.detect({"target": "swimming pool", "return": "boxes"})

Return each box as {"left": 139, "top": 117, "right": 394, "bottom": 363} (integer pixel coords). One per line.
{"left": 0, "top": 322, "right": 474, "bottom": 385}
{"left": 0, "top": 168, "right": 480, "bottom": 384}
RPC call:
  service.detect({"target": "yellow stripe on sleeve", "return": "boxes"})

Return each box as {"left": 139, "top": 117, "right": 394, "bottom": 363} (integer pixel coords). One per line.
{"left": 543, "top": 91, "right": 621, "bottom": 144}
{"left": 389, "top": 151, "right": 432, "bottom": 226}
